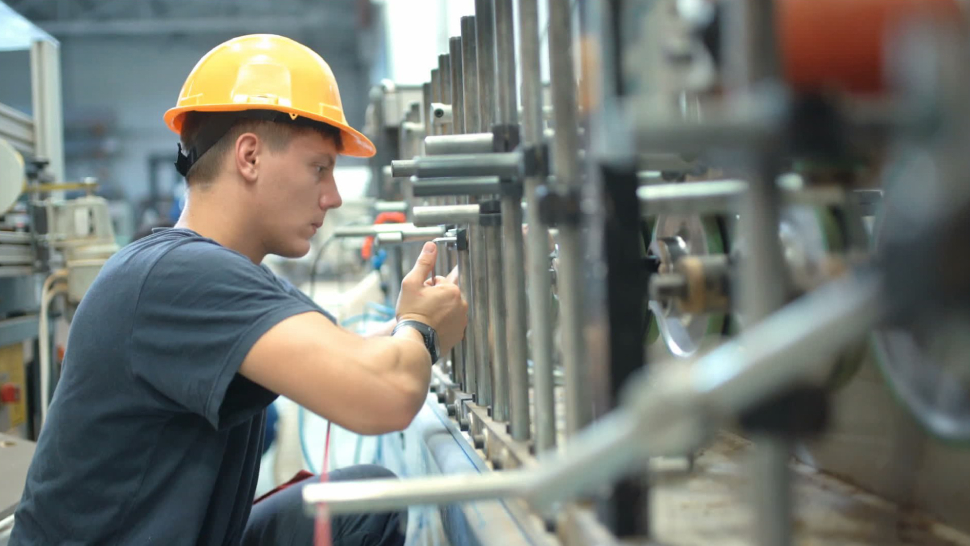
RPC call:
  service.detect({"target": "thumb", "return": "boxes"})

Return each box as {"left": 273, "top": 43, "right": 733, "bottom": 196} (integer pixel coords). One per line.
{"left": 404, "top": 242, "right": 437, "bottom": 285}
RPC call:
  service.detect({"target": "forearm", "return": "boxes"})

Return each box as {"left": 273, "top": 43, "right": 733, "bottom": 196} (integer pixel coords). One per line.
{"left": 360, "top": 328, "right": 432, "bottom": 408}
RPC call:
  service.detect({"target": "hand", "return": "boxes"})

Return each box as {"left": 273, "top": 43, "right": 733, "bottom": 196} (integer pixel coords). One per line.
{"left": 395, "top": 242, "right": 468, "bottom": 353}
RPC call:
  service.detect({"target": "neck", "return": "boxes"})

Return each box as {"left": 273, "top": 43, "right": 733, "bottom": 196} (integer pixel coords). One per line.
{"left": 175, "top": 183, "right": 266, "bottom": 264}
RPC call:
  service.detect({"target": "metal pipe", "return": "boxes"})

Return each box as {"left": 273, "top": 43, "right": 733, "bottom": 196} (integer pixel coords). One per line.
{"left": 474, "top": 0, "right": 496, "bottom": 132}
{"left": 461, "top": 17, "right": 481, "bottom": 134}
{"left": 638, "top": 180, "right": 747, "bottom": 215}
{"left": 470, "top": 223, "right": 492, "bottom": 407}
{"left": 503, "top": 189, "right": 530, "bottom": 441}
{"left": 304, "top": 471, "right": 529, "bottom": 516}
{"left": 375, "top": 230, "right": 448, "bottom": 245}
{"left": 457, "top": 230, "right": 477, "bottom": 394}
{"left": 413, "top": 152, "right": 521, "bottom": 179}
{"left": 743, "top": 160, "right": 792, "bottom": 546}
{"left": 519, "top": 0, "right": 556, "bottom": 453}
{"left": 332, "top": 224, "right": 445, "bottom": 238}
{"left": 547, "top": 0, "right": 590, "bottom": 436}
{"left": 412, "top": 205, "right": 482, "bottom": 227}
{"left": 637, "top": 181, "right": 845, "bottom": 215}
{"left": 411, "top": 177, "right": 503, "bottom": 198}
{"left": 494, "top": 0, "right": 518, "bottom": 125}
{"left": 438, "top": 54, "right": 452, "bottom": 136}
{"left": 423, "top": 80, "right": 433, "bottom": 141}
{"left": 373, "top": 201, "right": 408, "bottom": 213}
{"left": 489, "top": 0, "right": 529, "bottom": 442}
{"left": 484, "top": 218, "right": 509, "bottom": 422}
{"left": 391, "top": 159, "right": 417, "bottom": 178}
{"left": 304, "top": 273, "right": 885, "bottom": 514}
{"left": 424, "top": 133, "right": 495, "bottom": 156}
{"left": 449, "top": 38, "right": 466, "bottom": 134}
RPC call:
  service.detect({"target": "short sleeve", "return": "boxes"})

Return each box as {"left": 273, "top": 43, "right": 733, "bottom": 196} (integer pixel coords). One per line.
{"left": 130, "top": 242, "right": 319, "bottom": 429}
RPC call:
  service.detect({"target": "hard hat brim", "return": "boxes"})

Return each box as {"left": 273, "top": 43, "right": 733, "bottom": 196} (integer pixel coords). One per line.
{"left": 163, "top": 104, "right": 376, "bottom": 158}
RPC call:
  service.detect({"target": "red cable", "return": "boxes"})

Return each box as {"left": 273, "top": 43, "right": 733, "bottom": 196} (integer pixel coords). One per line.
{"left": 314, "top": 421, "right": 334, "bottom": 546}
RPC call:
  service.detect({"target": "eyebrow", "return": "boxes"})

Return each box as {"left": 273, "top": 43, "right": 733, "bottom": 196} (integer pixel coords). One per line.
{"left": 312, "top": 153, "right": 336, "bottom": 166}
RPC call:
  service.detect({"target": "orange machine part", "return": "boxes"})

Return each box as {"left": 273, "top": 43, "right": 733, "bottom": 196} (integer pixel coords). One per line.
{"left": 779, "top": 0, "right": 963, "bottom": 95}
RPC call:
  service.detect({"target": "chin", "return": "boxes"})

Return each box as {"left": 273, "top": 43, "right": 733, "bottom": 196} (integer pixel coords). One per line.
{"left": 274, "top": 241, "right": 311, "bottom": 259}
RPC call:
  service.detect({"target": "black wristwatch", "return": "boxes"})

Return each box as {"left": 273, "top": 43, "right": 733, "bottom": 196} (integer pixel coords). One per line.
{"left": 393, "top": 320, "right": 440, "bottom": 364}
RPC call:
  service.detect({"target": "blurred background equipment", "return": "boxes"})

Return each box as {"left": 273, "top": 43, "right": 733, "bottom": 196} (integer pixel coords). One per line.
{"left": 5, "top": 0, "right": 970, "bottom": 545}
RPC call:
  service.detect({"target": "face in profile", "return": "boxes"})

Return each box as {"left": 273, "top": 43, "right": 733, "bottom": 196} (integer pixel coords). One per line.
{"left": 255, "top": 130, "right": 342, "bottom": 258}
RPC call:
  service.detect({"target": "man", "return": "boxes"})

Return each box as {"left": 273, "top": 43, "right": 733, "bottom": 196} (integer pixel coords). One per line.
{"left": 11, "top": 34, "right": 467, "bottom": 545}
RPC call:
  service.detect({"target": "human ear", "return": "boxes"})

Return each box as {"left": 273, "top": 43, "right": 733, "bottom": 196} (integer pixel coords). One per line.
{"left": 235, "top": 133, "right": 260, "bottom": 183}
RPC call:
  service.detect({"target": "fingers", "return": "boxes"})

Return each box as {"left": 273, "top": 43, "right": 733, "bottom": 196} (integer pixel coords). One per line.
{"left": 446, "top": 266, "right": 459, "bottom": 284}
{"left": 402, "top": 242, "right": 437, "bottom": 287}
{"left": 424, "top": 276, "right": 448, "bottom": 287}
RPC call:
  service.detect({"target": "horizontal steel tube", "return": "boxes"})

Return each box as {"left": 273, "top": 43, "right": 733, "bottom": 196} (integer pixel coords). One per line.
{"left": 412, "top": 205, "right": 482, "bottom": 226}
{"left": 411, "top": 177, "right": 502, "bottom": 197}
{"left": 425, "top": 133, "right": 495, "bottom": 156}
{"left": 375, "top": 228, "right": 447, "bottom": 245}
{"left": 638, "top": 180, "right": 747, "bottom": 215}
{"left": 374, "top": 201, "right": 408, "bottom": 213}
{"left": 333, "top": 224, "right": 445, "bottom": 238}
{"left": 303, "top": 471, "right": 528, "bottom": 516}
{"left": 413, "top": 153, "right": 521, "bottom": 179}
{"left": 637, "top": 181, "right": 846, "bottom": 215}
{"left": 391, "top": 160, "right": 417, "bottom": 178}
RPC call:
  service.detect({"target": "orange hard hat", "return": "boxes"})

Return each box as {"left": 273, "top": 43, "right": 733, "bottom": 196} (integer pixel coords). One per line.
{"left": 163, "top": 34, "right": 375, "bottom": 158}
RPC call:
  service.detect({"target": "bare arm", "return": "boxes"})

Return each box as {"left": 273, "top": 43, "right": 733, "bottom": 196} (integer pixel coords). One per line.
{"left": 240, "top": 242, "right": 467, "bottom": 435}
{"left": 240, "top": 311, "right": 430, "bottom": 434}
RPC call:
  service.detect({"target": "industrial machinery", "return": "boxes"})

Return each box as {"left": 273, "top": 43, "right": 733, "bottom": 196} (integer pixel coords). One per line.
{"left": 0, "top": 23, "right": 117, "bottom": 537}
{"left": 302, "top": 0, "right": 970, "bottom": 545}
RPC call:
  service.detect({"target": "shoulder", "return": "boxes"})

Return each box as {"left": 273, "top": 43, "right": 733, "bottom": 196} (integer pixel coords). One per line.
{"left": 129, "top": 229, "right": 278, "bottom": 294}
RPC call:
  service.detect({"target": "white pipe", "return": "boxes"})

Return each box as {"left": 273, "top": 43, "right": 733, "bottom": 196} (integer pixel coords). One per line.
{"left": 39, "top": 269, "right": 68, "bottom": 431}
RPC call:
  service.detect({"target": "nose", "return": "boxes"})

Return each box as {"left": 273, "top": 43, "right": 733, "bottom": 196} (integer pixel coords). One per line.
{"left": 321, "top": 182, "right": 343, "bottom": 210}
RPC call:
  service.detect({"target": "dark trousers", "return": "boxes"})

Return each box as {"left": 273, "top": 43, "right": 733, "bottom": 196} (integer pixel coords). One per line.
{"left": 242, "top": 464, "right": 407, "bottom": 546}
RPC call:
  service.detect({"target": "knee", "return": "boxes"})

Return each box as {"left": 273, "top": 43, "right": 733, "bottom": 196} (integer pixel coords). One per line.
{"left": 337, "top": 464, "right": 399, "bottom": 481}
{"left": 334, "top": 465, "right": 407, "bottom": 546}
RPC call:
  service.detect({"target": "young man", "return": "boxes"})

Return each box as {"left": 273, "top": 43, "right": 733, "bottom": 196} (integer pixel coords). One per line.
{"left": 11, "top": 34, "right": 467, "bottom": 545}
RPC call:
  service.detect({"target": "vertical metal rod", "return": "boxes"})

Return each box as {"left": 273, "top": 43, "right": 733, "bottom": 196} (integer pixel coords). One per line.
{"left": 438, "top": 53, "right": 462, "bottom": 373}
{"left": 547, "top": 0, "right": 590, "bottom": 436}
{"left": 449, "top": 38, "right": 466, "bottom": 135}
{"left": 475, "top": 0, "right": 496, "bottom": 132}
{"left": 450, "top": 44, "right": 465, "bottom": 137}
{"left": 423, "top": 81, "right": 433, "bottom": 143}
{"left": 470, "top": 222, "right": 492, "bottom": 407}
{"left": 463, "top": 15, "right": 493, "bottom": 409}
{"left": 457, "top": 230, "right": 476, "bottom": 394}
{"left": 484, "top": 220, "right": 509, "bottom": 421}
{"left": 438, "top": 54, "right": 453, "bottom": 135}
{"left": 461, "top": 16, "right": 481, "bottom": 137}
{"left": 491, "top": 0, "right": 530, "bottom": 441}
{"left": 449, "top": 37, "right": 475, "bottom": 393}
{"left": 494, "top": 0, "right": 518, "bottom": 126}
{"left": 519, "top": 0, "right": 556, "bottom": 452}
{"left": 502, "top": 190, "right": 530, "bottom": 440}
{"left": 476, "top": 0, "right": 514, "bottom": 428}
{"left": 743, "top": 161, "right": 791, "bottom": 546}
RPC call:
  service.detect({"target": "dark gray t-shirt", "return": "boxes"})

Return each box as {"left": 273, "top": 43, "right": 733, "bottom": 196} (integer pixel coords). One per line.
{"left": 11, "top": 228, "right": 329, "bottom": 545}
